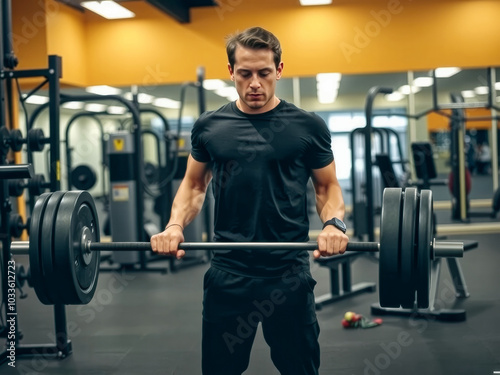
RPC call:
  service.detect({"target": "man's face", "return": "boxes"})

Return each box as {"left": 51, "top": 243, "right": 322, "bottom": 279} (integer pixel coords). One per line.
{"left": 228, "top": 45, "right": 283, "bottom": 114}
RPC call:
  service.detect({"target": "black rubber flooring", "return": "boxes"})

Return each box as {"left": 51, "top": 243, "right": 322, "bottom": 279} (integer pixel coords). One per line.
{"left": 4, "top": 231, "right": 500, "bottom": 374}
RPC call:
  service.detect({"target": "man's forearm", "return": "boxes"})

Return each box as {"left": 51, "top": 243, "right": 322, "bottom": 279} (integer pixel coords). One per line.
{"left": 167, "top": 179, "right": 208, "bottom": 229}
{"left": 315, "top": 183, "right": 345, "bottom": 222}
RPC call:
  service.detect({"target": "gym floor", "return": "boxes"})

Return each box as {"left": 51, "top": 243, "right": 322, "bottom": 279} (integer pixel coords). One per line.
{"left": 5, "top": 229, "right": 500, "bottom": 375}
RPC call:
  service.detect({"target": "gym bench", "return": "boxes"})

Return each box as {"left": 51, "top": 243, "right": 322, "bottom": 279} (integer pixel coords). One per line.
{"left": 314, "top": 251, "right": 376, "bottom": 310}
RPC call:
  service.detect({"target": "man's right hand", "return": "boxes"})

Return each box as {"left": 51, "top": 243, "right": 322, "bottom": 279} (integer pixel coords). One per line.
{"left": 150, "top": 225, "right": 185, "bottom": 259}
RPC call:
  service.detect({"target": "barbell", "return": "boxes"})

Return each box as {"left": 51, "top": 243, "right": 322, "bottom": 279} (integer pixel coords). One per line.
{"left": 9, "top": 187, "right": 464, "bottom": 309}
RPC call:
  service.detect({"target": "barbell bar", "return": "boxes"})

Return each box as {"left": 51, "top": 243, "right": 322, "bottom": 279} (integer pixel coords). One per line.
{"left": 9, "top": 188, "right": 464, "bottom": 308}
{"left": 11, "top": 240, "right": 381, "bottom": 252}
{"left": 9, "top": 239, "right": 463, "bottom": 257}
{"left": 10, "top": 237, "right": 463, "bottom": 257}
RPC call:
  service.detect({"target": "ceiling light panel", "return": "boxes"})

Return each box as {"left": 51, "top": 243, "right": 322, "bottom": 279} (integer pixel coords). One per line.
{"left": 299, "top": 0, "right": 332, "bottom": 6}
{"left": 435, "top": 67, "right": 461, "bottom": 78}
{"left": 86, "top": 85, "right": 122, "bottom": 96}
{"left": 461, "top": 90, "right": 475, "bottom": 98}
{"left": 153, "top": 98, "right": 181, "bottom": 109}
{"left": 203, "top": 79, "right": 227, "bottom": 91}
{"left": 24, "top": 95, "right": 49, "bottom": 104}
{"left": 81, "top": 1, "right": 135, "bottom": 19}
{"left": 215, "top": 86, "right": 238, "bottom": 99}
{"left": 107, "top": 106, "right": 127, "bottom": 114}
{"left": 62, "top": 101, "right": 85, "bottom": 110}
{"left": 316, "top": 72, "right": 342, "bottom": 104}
{"left": 385, "top": 92, "right": 405, "bottom": 102}
{"left": 474, "top": 86, "right": 489, "bottom": 95}
{"left": 85, "top": 103, "right": 108, "bottom": 112}
{"left": 413, "top": 77, "right": 434, "bottom": 88}
{"left": 398, "top": 85, "right": 421, "bottom": 95}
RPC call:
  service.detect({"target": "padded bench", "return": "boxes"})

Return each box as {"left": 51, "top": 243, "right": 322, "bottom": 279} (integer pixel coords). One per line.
{"left": 314, "top": 251, "right": 376, "bottom": 310}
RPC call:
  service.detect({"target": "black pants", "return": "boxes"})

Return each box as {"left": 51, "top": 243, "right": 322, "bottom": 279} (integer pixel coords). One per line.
{"left": 201, "top": 266, "right": 320, "bottom": 375}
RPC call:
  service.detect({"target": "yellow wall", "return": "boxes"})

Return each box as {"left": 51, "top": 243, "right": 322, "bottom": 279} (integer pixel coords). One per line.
{"left": 12, "top": 0, "right": 87, "bottom": 87}
{"left": 45, "top": 0, "right": 88, "bottom": 87}
{"left": 428, "top": 108, "right": 498, "bottom": 131}
{"left": 12, "top": 0, "right": 50, "bottom": 70}
{"left": 11, "top": 0, "right": 500, "bottom": 87}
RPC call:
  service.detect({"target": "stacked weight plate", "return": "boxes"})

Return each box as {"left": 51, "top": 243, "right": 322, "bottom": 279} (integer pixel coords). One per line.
{"left": 379, "top": 187, "right": 433, "bottom": 309}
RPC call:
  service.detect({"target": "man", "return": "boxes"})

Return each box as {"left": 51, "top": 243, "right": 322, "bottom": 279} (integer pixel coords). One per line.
{"left": 151, "top": 26, "right": 349, "bottom": 375}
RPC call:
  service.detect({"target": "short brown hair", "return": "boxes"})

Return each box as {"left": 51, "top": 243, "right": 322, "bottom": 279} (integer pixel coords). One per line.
{"left": 226, "top": 27, "right": 282, "bottom": 70}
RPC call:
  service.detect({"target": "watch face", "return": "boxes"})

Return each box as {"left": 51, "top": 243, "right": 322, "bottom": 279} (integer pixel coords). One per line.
{"left": 334, "top": 218, "right": 346, "bottom": 232}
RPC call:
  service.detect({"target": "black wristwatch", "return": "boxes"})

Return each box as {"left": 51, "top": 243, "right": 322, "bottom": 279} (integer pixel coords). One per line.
{"left": 322, "top": 217, "right": 346, "bottom": 233}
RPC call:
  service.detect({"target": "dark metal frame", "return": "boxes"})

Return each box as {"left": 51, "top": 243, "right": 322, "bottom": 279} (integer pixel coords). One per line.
{"left": 350, "top": 125, "right": 407, "bottom": 240}
{"left": 362, "top": 67, "right": 500, "bottom": 238}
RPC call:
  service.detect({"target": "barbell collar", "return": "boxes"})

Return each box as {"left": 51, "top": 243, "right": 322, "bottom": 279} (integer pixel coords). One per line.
{"left": 10, "top": 241, "right": 29, "bottom": 254}
{"left": 432, "top": 239, "right": 464, "bottom": 259}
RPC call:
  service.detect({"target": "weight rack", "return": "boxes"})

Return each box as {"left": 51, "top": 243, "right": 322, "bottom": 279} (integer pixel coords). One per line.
{"left": 0, "top": 0, "right": 73, "bottom": 363}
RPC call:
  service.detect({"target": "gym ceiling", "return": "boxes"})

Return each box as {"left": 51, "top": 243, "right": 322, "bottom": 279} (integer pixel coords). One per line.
{"left": 56, "top": 0, "right": 217, "bottom": 23}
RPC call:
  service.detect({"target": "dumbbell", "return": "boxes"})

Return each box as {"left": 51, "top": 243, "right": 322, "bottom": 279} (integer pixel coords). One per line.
{"left": 10, "top": 128, "right": 50, "bottom": 152}
{"left": 10, "top": 213, "right": 30, "bottom": 238}
{"left": 9, "top": 174, "right": 49, "bottom": 197}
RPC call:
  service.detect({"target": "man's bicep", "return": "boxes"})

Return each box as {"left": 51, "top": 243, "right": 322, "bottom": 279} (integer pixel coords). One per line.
{"left": 184, "top": 154, "right": 212, "bottom": 190}
{"left": 311, "top": 161, "right": 339, "bottom": 190}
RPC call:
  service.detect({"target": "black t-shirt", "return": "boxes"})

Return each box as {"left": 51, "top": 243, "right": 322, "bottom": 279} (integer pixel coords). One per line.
{"left": 191, "top": 100, "right": 334, "bottom": 277}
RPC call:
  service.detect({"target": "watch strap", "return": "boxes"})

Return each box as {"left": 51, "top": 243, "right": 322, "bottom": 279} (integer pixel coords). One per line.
{"left": 322, "top": 217, "right": 346, "bottom": 233}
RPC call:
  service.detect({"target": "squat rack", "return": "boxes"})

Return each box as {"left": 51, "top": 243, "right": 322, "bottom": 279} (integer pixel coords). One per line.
{"left": 0, "top": 0, "right": 147, "bottom": 363}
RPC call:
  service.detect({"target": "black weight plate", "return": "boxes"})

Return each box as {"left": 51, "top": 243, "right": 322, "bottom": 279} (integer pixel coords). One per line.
{"left": 379, "top": 188, "right": 403, "bottom": 308}
{"left": 54, "top": 191, "right": 100, "bottom": 305}
{"left": 8, "top": 179, "right": 25, "bottom": 197}
{"left": 29, "top": 193, "right": 53, "bottom": 305}
{"left": 400, "top": 188, "right": 418, "bottom": 309}
{"left": 28, "top": 174, "right": 47, "bottom": 196}
{"left": 71, "top": 165, "right": 97, "bottom": 190}
{"left": 417, "top": 189, "right": 433, "bottom": 309}
{"left": 10, "top": 129, "right": 24, "bottom": 152}
{"left": 0, "top": 126, "right": 11, "bottom": 154}
{"left": 27, "top": 128, "right": 45, "bottom": 152}
{"left": 10, "top": 213, "right": 24, "bottom": 238}
{"left": 144, "top": 162, "right": 159, "bottom": 185}
{"left": 40, "top": 191, "right": 66, "bottom": 305}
